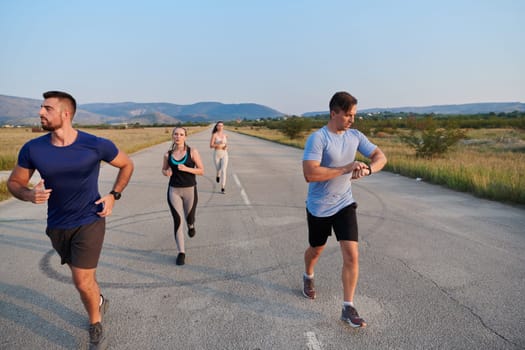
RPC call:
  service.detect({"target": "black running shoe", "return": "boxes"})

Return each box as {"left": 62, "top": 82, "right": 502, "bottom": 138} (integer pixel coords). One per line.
{"left": 216, "top": 176, "right": 220, "bottom": 183}
{"left": 188, "top": 225, "right": 196, "bottom": 238}
{"left": 341, "top": 305, "right": 367, "bottom": 328}
{"left": 88, "top": 322, "right": 107, "bottom": 350}
{"left": 176, "top": 252, "right": 186, "bottom": 265}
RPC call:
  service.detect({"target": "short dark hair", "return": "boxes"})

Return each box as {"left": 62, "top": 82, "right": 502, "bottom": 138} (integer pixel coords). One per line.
{"left": 329, "top": 91, "right": 358, "bottom": 113}
{"left": 43, "top": 91, "right": 77, "bottom": 116}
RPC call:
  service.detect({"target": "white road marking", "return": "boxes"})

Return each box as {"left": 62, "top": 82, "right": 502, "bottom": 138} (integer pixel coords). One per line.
{"left": 233, "top": 173, "right": 251, "bottom": 206}
{"left": 305, "top": 331, "right": 322, "bottom": 350}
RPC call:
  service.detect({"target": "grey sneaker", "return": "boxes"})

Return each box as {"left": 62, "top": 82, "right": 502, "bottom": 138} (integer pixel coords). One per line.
{"left": 99, "top": 295, "right": 109, "bottom": 322}
{"left": 302, "top": 275, "right": 316, "bottom": 299}
{"left": 341, "top": 305, "right": 367, "bottom": 328}
{"left": 88, "top": 322, "right": 107, "bottom": 350}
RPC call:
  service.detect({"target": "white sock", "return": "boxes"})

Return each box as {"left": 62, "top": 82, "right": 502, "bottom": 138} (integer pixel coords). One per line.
{"left": 343, "top": 301, "right": 354, "bottom": 307}
{"left": 99, "top": 295, "right": 103, "bottom": 306}
{"left": 304, "top": 273, "right": 314, "bottom": 279}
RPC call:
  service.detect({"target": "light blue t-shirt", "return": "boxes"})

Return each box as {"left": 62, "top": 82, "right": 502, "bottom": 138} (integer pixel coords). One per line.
{"left": 303, "top": 126, "right": 377, "bottom": 217}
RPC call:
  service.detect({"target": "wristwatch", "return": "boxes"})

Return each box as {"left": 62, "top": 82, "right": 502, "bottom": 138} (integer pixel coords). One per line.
{"left": 110, "top": 190, "right": 122, "bottom": 200}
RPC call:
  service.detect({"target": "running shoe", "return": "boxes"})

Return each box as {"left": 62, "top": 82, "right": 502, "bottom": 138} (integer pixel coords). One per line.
{"left": 88, "top": 322, "right": 107, "bottom": 350}
{"left": 221, "top": 188, "right": 225, "bottom": 194}
{"left": 341, "top": 305, "right": 367, "bottom": 328}
{"left": 188, "top": 225, "right": 196, "bottom": 238}
{"left": 302, "top": 275, "right": 316, "bottom": 299}
{"left": 176, "top": 252, "right": 186, "bottom": 266}
{"left": 216, "top": 176, "right": 220, "bottom": 183}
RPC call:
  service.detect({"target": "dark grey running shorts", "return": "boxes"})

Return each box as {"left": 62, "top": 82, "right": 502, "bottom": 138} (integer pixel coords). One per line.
{"left": 46, "top": 218, "right": 105, "bottom": 269}
{"left": 306, "top": 202, "right": 358, "bottom": 247}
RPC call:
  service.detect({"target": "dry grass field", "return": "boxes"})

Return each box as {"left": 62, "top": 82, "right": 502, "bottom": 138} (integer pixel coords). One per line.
{"left": 0, "top": 126, "right": 207, "bottom": 170}
{"left": 230, "top": 126, "right": 525, "bottom": 205}
{"left": 1, "top": 125, "right": 524, "bottom": 204}
{"left": 0, "top": 126, "right": 207, "bottom": 201}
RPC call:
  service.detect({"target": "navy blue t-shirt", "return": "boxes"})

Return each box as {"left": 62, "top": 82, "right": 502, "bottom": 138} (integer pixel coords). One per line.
{"left": 17, "top": 130, "right": 119, "bottom": 229}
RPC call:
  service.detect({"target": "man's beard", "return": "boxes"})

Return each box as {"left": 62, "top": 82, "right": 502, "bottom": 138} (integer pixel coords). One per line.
{"left": 40, "top": 118, "right": 60, "bottom": 131}
{"left": 41, "top": 124, "right": 56, "bottom": 131}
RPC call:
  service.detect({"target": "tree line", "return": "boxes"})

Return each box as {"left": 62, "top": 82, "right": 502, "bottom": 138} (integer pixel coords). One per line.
{"left": 228, "top": 111, "right": 524, "bottom": 158}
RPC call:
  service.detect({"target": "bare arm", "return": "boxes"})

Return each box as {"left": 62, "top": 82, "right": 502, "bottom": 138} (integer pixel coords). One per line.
{"left": 303, "top": 147, "right": 387, "bottom": 183}
{"left": 210, "top": 134, "right": 218, "bottom": 149}
{"left": 162, "top": 152, "right": 172, "bottom": 177}
{"left": 349, "top": 147, "right": 388, "bottom": 180}
{"left": 303, "top": 160, "right": 359, "bottom": 183}
{"left": 367, "top": 147, "right": 387, "bottom": 174}
{"left": 108, "top": 150, "right": 134, "bottom": 192}
{"left": 7, "top": 165, "right": 51, "bottom": 204}
{"left": 210, "top": 133, "right": 227, "bottom": 150}
{"left": 95, "top": 150, "right": 134, "bottom": 217}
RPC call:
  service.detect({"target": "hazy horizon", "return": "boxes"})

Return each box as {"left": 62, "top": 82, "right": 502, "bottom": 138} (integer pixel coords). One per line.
{"left": 1, "top": 0, "right": 523, "bottom": 115}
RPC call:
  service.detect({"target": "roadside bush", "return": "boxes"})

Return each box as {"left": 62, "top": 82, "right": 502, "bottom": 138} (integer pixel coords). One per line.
{"left": 401, "top": 116, "right": 466, "bottom": 158}
{"left": 279, "top": 116, "right": 311, "bottom": 139}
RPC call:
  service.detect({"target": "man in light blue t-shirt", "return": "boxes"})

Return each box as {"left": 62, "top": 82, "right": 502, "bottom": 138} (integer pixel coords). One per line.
{"left": 302, "top": 91, "right": 387, "bottom": 328}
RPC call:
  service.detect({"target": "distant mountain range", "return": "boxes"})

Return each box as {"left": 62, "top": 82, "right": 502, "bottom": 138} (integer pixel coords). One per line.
{"left": 303, "top": 102, "right": 525, "bottom": 117}
{"left": 0, "top": 95, "right": 283, "bottom": 126}
{"left": 1, "top": 94, "right": 523, "bottom": 126}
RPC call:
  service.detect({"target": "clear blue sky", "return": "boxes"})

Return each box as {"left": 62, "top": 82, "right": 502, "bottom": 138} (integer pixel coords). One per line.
{"left": 1, "top": 0, "right": 523, "bottom": 115}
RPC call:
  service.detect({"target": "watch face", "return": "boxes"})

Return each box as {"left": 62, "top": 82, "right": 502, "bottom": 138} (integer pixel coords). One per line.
{"left": 111, "top": 191, "right": 121, "bottom": 200}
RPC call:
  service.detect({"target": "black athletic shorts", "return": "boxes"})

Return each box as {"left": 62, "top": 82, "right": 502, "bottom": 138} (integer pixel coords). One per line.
{"left": 46, "top": 218, "right": 106, "bottom": 269}
{"left": 306, "top": 202, "right": 358, "bottom": 247}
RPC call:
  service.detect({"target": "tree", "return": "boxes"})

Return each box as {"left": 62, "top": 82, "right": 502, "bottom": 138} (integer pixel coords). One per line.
{"left": 280, "top": 116, "right": 311, "bottom": 139}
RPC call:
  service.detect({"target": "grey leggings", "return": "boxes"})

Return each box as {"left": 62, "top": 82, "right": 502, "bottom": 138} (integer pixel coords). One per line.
{"left": 167, "top": 186, "right": 198, "bottom": 253}
{"left": 213, "top": 149, "right": 228, "bottom": 188}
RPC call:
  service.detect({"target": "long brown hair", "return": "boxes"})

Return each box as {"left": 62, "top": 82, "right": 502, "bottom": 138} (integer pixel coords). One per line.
{"left": 212, "top": 121, "right": 224, "bottom": 134}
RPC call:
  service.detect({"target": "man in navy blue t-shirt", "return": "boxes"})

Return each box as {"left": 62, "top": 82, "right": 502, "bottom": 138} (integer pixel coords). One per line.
{"left": 7, "top": 91, "right": 134, "bottom": 349}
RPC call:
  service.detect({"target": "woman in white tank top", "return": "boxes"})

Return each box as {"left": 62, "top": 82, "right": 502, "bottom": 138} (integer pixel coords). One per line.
{"left": 210, "top": 121, "right": 229, "bottom": 193}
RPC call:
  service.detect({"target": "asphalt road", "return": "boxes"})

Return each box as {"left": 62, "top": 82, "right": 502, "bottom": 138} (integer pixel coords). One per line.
{"left": 1, "top": 129, "right": 524, "bottom": 350}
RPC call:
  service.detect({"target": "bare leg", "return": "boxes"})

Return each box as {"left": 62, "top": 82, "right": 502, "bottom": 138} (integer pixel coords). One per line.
{"left": 304, "top": 244, "right": 325, "bottom": 275}
{"left": 340, "top": 240, "right": 359, "bottom": 302}
{"left": 70, "top": 265, "right": 101, "bottom": 324}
